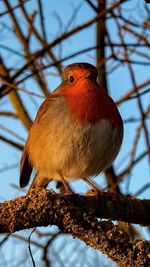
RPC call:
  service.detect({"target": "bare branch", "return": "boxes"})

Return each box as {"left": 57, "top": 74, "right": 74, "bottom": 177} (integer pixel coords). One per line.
{"left": 0, "top": 111, "right": 18, "bottom": 119}
{"left": 0, "top": 55, "right": 32, "bottom": 130}
{"left": 0, "top": 189, "right": 150, "bottom": 267}
{"left": 0, "top": 135, "right": 23, "bottom": 150}
{"left": 11, "top": 0, "right": 126, "bottom": 83}
{"left": 0, "top": 0, "right": 29, "bottom": 17}
{"left": 117, "top": 80, "right": 150, "bottom": 105}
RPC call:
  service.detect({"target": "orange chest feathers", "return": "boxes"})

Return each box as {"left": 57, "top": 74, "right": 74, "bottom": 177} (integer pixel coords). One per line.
{"left": 65, "top": 86, "right": 122, "bottom": 126}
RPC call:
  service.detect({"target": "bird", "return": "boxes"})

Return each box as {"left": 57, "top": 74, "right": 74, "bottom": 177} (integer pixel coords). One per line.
{"left": 20, "top": 62, "right": 123, "bottom": 194}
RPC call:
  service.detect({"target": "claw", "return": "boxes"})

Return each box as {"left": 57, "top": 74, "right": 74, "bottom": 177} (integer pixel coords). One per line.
{"left": 82, "top": 177, "right": 102, "bottom": 195}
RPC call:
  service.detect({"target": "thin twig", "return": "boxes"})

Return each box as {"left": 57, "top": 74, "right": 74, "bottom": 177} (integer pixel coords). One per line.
{"left": 28, "top": 228, "right": 36, "bottom": 267}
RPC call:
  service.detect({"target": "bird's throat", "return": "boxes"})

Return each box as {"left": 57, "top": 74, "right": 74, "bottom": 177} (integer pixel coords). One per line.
{"left": 65, "top": 85, "right": 122, "bottom": 126}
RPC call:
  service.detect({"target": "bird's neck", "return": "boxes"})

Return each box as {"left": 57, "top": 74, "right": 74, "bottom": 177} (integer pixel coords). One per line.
{"left": 54, "top": 80, "right": 122, "bottom": 126}
{"left": 65, "top": 81, "right": 122, "bottom": 126}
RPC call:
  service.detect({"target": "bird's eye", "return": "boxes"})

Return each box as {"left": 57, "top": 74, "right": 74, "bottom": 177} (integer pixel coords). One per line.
{"left": 69, "top": 76, "right": 74, "bottom": 83}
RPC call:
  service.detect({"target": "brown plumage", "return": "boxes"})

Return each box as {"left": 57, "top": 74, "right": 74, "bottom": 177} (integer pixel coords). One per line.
{"left": 20, "top": 63, "right": 123, "bottom": 193}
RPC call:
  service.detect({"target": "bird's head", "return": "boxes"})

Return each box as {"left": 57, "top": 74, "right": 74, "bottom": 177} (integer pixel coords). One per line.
{"left": 53, "top": 63, "right": 99, "bottom": 97}
{"left": 62, "top": 62, "right": 98, "bottom": 83}
{"left": 53, "top": 62, "right": 122, "bottom": 126}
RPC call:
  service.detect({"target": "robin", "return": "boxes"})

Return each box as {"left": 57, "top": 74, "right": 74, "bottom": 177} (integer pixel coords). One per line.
{"left": 20, "top": 63, "right": 123, "bottom": 194}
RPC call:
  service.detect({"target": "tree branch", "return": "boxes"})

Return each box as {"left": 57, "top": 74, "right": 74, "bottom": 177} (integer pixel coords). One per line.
{"left": 0, "top": 135, "right": 23, "bottom": 150}
{"left": 0, "top": 188, "right": 150, "bottom": 267}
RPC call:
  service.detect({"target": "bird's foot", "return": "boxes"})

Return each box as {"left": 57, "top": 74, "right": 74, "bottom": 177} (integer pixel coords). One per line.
{"left": 58, "top": 173, "right": 74, "bottom": 195}
{"left": 82, "top": 177, "right": 102, "bottom": 196}
{"left": 85, "top": 188, "right": 102, "bottom": 196}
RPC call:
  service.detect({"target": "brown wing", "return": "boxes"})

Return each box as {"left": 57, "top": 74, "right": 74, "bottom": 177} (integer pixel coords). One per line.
{"left": 20, "top": 89, "right": 65, "bottom": 189}
{"left": 20, "top": 137, "right": 32, "bottom": 188}
{"left": 19, "top": 95, "right": 57, "bottom": 188}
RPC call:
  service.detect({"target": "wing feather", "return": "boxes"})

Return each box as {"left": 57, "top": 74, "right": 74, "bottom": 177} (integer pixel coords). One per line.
{"left": 19, "top": 95, "right": 60, "bottom": 188}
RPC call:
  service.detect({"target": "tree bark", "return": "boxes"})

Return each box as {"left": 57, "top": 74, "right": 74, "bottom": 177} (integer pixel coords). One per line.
{"left": 0, "top": 188, "right": 150, "bottom": 267}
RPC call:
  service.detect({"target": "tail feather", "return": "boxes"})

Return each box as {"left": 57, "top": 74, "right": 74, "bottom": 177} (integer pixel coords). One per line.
{"left": 20, "top": 143, "right": 32, "bottom": 188}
